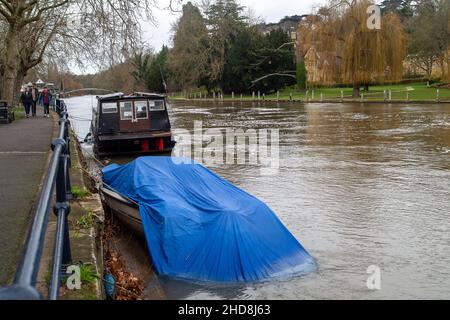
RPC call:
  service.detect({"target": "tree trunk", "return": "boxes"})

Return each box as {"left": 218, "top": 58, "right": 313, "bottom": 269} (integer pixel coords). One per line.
{"left": 426, "top": 57, "right": 434, "bottom": 80}
{"left": 1, "top": 24, "right": 20, "bottom": 108}
{"left": 352, "top": 82, "right": 360, "bottom": 98}
{"left": 447, "top": 52, "right": 450, "bottom": 82}
{"left": 14, "top": 72, "right": 25, "bottom": 106}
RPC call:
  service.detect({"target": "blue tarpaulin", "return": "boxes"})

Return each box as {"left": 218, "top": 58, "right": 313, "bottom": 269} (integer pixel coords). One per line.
{"left": 102, "top": 157, "right": 315, "bottom": 283}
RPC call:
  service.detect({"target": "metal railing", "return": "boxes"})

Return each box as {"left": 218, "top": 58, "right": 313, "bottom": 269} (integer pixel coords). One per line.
{"left": 0, "top": 100, "right": 72, "bottom": 300}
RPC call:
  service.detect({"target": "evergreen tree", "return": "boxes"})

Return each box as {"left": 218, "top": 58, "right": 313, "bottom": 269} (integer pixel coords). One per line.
{"left": 297, "top": 61, "right": 307, "bottom": 90}
{"left": 380, "top": 0, "right": 414, "bottom": 22}
{"left": 168, "top": 2, "right": 209, "bottom": 90}
{"left": 148, "top": 46, "right": 169, "bottom": 93}
{"left": 252, "top": 28, "right": 296, "bottom": 93}
{"left": 205, "top": 0, "right": 247, "bottom": 90}
{"left": 131, "top": 52, "right": 152, "bottom": 88}
{"left": 221, "top": 28, "right": 262, "bottom": 93}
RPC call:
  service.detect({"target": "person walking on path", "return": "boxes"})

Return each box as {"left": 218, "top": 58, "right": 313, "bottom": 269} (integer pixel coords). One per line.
{"left": 20, "top": 87, "right": 33, "bottom": 118}
{"left": 38, "top": 89, "right": 43, "bottom": 108}
{"left": 42, "top": 86, "right": 52, "bottom": 118}
{"left": 31, "top": 83, "right": 39, "bottom": 117}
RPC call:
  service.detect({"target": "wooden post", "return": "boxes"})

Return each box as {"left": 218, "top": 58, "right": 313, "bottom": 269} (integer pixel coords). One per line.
{"left": 213, "top": 92, "right": 216, "bottom": 99}
{"left": 437, "top": 89, "right": 440, "bottom": 102}
{"left": 320, "top": 92, "right": 323, "bottom": 102}
{"left": 252, "top": 92, "right": 255, "bottom": 101}
{"left": 258, "top": 91, "right": 261, "bottom": 100}
{"left": 263, "top": 93, "right": 265, "bottom": 100}
{"left": 277, "top": 91, "right": 280, "bottom": 101}
{"left": 340, "top": 90, "right": 344, "bottom": 102}
{"left": 305, "top": 90, "right": 309, "bottom": 102}
{"left": 240, "top": 93, "right": 243, "bottom": 100}
{"left": 289, "top": 92, "right": 293, "bottom": 101}
{"left": 383, "top": 90, "right": 387, "bottom": 101}
{"left": 406, "top": 92, "right": 410, "bottom": 102}
{"left": 389, "top": 90, "right": 392, "bottom": 101}
{"left": 232, "top": 92, "right": 234, "bottom": 100}
{"left": 361, "top": 93, "right": 364, "bottom": 103}
{"left": 312, "top": 90, "right": 315, "bottom": 101}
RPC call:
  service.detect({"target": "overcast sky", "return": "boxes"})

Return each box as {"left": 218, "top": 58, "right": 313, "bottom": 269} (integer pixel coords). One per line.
{"left": 142, "top": 0, "right": 327, "bottom": 51}
{"left": 72, "top": 0, "right": 327, "bottom": 74}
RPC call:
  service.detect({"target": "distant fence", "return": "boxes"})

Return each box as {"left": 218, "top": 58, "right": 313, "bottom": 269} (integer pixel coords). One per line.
{"left": 168, "top": 87, "right": 448, "bottom": 103}
{"left": 0, "top": 100, "right": 73, "bottom": 300}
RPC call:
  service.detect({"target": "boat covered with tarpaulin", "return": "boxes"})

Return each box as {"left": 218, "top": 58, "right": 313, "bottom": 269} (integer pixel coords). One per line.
{"left": 102, "top": 157, "right": 315, "bottom": 283}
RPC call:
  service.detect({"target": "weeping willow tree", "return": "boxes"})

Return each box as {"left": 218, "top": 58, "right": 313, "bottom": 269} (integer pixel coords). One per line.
{"left": 297, "top": 7, "right": 345, "bottom": 86}
{"left": 341, "top": 0, "right": 406, "bottom": 97}
{"left": 297, "top": 9, "right": 339, "bottom": 60}
{"left": 297, "top": 0, "right": 406, "bottom": 97}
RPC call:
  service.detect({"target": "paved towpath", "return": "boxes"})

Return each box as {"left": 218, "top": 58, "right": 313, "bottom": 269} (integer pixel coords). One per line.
{"left": 0, "top": 108, "right": 54, "bottom": 284}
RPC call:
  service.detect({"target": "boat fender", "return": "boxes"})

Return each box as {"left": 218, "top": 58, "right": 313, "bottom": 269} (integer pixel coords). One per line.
{"left": 141, "top": 140, "right": 150, "bottom": 152}
{"left": 103, "top": 273, "right": 116, "bottom": 299}
{"left": 157, "top": 138, "right": 164, "bottom": 152}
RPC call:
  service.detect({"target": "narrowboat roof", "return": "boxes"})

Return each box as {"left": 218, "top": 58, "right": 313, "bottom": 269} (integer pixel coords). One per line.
{"left": 97, "top": 92, "right": 166, "bottom": 102}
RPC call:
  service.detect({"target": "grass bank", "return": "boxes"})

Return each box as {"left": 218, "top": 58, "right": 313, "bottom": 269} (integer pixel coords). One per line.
{"left": 169, "top": 82, "right": 450, "bottom": 103}
{"left": 13, "top": 106, "right": 26, "bottom": 120}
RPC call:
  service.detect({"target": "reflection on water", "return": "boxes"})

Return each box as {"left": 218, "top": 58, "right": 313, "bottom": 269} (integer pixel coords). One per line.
{"left": 66, "top": 97, "right": 450, "bottom": 300}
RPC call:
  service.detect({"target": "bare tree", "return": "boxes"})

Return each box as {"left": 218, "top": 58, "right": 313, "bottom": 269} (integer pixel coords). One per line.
{"left": 13, "top": 8, "right": 67, "bottom": 102}
{"left": 0, "top": 0, "right": 180, "bottom": 107}
{"left": 407, "top": 0, "right": 450, "bottom": 79}
{"left": 0, "top": 1, "right": 70, "bottom": 106}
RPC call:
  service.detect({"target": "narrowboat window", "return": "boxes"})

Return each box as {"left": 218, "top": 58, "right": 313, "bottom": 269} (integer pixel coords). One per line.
{"left": 134, "top": 101, "right": 148, "bottom": 119}
{"left": 120, "top": 102, "right": 133, "bottom": 120}
{"left": 102, "top": 102, "right": 118, "bottom": 114}
{"left": 149, "top": 100, "right": 165, "bottom": 111}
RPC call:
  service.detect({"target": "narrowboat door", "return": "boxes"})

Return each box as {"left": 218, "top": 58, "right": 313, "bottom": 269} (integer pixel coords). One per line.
{"left": 119, "top": 100, "right": 150, "bottom": 133}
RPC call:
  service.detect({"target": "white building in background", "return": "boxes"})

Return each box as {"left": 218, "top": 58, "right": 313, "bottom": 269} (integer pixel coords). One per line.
{"left": 36, "top": 79, "right": 45, "bottom": 89}
{"left": 21, "top": 79, "right": 56, "bottom": 92}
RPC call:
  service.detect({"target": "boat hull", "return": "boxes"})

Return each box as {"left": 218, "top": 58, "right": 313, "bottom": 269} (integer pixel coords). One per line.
{"left": 95, "top": 133, "right": 176, "bottom": 157}
{"left": 100, "top": 186, "right": 145, "bottom": 238}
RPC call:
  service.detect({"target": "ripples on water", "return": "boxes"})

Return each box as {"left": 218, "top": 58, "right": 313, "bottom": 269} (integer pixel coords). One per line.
{"left": 66, "top": 97, "right": 450, "bottom": 300}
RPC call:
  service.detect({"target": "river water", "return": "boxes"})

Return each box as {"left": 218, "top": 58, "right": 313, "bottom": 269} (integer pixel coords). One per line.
{"left": 65, "top": 96, "right": 450, "bottom": 300}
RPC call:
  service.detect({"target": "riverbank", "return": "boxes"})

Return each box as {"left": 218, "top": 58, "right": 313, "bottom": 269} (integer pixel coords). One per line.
{"left": 36, "top": 115, "right": 105, "bottom": 300}
{"left": 169, "top": 82, "right": 450, "bottom": 103}
{"left": 170, "top": 98, "right": 450, "bottom": 104}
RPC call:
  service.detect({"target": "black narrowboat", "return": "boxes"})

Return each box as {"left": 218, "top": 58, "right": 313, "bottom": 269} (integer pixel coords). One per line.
{"left": 91, "top": 92, "right": 176, "bottom": 156}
